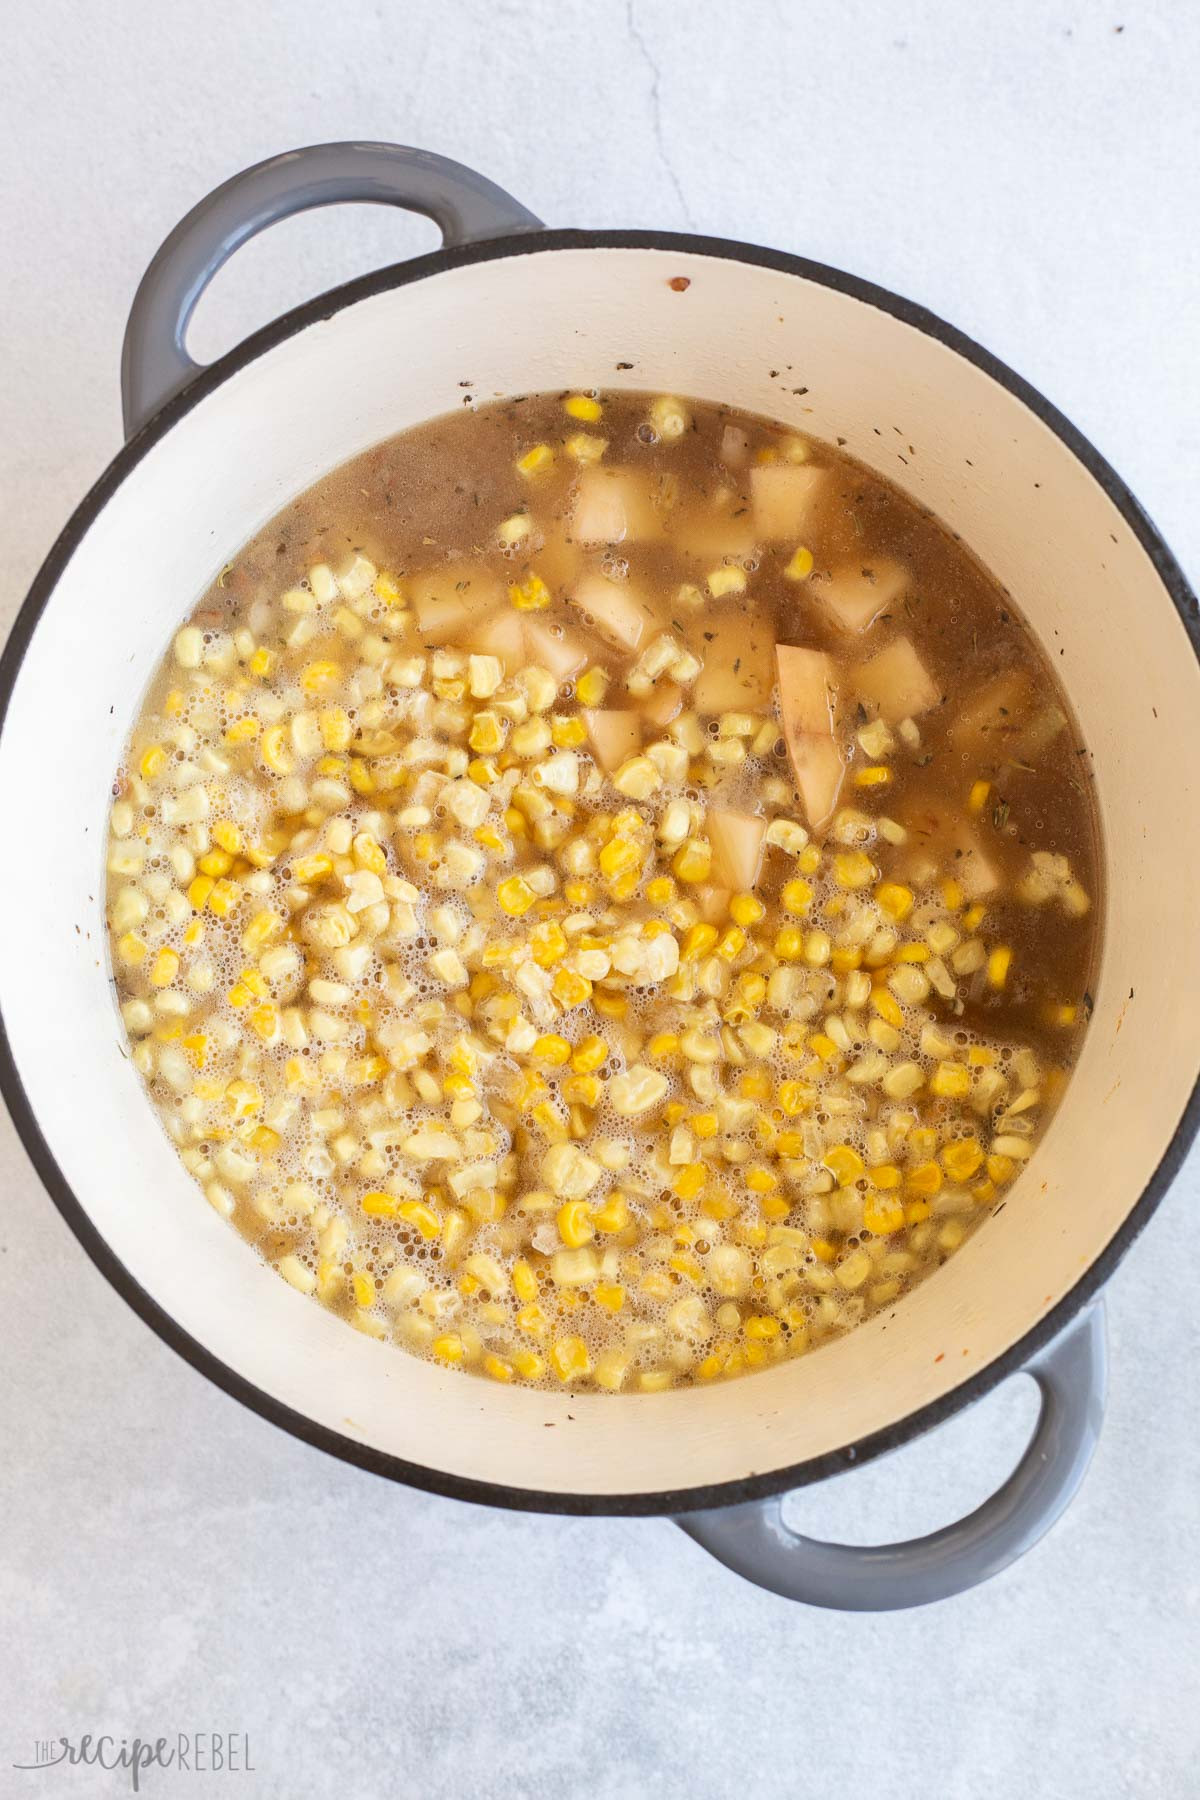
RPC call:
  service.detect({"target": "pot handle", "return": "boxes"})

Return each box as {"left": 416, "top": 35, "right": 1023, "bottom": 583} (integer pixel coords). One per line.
{"left": 675, "top": 1301, "right": 1106, "bottom": 1611}
{"left": 120, "top": 141, "right": 543, "bottom": 439}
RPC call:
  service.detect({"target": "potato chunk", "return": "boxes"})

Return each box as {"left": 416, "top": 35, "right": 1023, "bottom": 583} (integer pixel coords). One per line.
{"left": 569, "top": 572, "right": 659, "bottom": 653}
{"left": 410, "top": 563, "right": 502, "bottom": 643}
{"left": 789, "top": 732, "right": 847, "bottom": 831}
{"left": 816, "top": 558, "right": 908, "bottom": 635}
{"left": 776, "top": 645, "right": 839, "bottom": 737}
{"left": 463, "top": 608, "right": 526, "bottom": 669}
{"left": 523, "top": 617, "right": 591, "bottom": 681}
{"left": 708, "top": 809, "right": 767, "bottom": 890}
{"left": 750, "top": 464, "right": 826, "bottom": 539}
{"left": 572, "top": 468, "right": 661, "bottom": 544}
{"left": 692, "top": 609, "right": 775, "bottom": 713}
{"left": 584, "top": 710, "right": 643, "bottom": 773}
{"left": 853, "top": 635, "right": 941, "bottom": 722}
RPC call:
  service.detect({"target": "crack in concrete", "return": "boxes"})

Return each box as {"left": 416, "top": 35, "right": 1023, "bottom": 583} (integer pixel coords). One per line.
{"left": 625, "top": 0, "right": 698, "bottom": 229}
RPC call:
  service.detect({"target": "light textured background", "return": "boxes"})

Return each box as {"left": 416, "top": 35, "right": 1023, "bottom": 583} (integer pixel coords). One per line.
{"left": 2, "top": 3, "right": 1198, "bottom": 1796}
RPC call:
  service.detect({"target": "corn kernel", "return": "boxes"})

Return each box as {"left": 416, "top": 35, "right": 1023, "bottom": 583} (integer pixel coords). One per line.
{"left": 550, "top": 1335, "right": 592, "bottom": 1381}
{"left": 564, "top": 393, "right": 603, "bottom": 421}
{"left": 987, "top": 945, "right": 1013, "bottom": 989}
{"left": 784, "top": 544, "right": 815, "bottom": 582}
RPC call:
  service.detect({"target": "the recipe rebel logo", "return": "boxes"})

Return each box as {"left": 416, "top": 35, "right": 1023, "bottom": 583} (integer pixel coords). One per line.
{"left": 11, "top": 1732, "right": 254, "bottom": 1790}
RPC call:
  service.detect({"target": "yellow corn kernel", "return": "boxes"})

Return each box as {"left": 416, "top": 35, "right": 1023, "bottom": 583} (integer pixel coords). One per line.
{"left": 510, "top": 1348, "right": 546, "bottom": 1381}
{"left": 557, "top": 1199, "right": 595, "bottom": 1247}
{"left": 469, "top": 711, "right": 506, "bottom": 755}
{"left": 517, "top": 1306, "right": 549, "bottom": 1345}
{"left": 571, "top": 1036, "right": 608, "bottom": 1074}
{"left": 207, "top": 878, "right": 241, "bottom": 918}
{"left": 963, "top": 903, "right": 987, "bottom": 931}
{"left": 647, "top": 1031, "right": 680, "bottom": 1060}
{"left": 729, "top": 891, "right": 765, "bottom": 927}
{"left": 824, "top": 1143, "right": 865, "bottom": 1187}
{"left": 592, "top": 989, "right": 628, "bottom": 1019}
{"left": 784, "top": 543, "right": 815, "bottom": 582}
{"left": 292, "top": 852, "right": 333, "bottom": 884}
{"left": 261, "top": 725, "right": 293, "bottom": 775}
{"left": 642, "top": 876, "right": 673, "bottom": 906}
{"left": 593, "top": 1281, "right": 625, "bottom": 1312}
{"left": 863, "top": 1192, "right": 905, "bottom": 1235}
{"left": 773, "top": 1081, "right": 808, "bottom": 1117}
{"left": 550, "top": 1335, "right": 592, "bottom": 1382}
{"left": 599, "top": 835, "right": 640, "bottom": 879}
{"left": 563, "top": 1072, "right": 602, "bottom": 1107}
{"left": 871, "top": 987, "right": 904, "bottom": 1028}
{"left": 551, "top": 715, "right": 587, "bottom": 749}
{"left": 987, "top": 1152, "right": 1017, "bottom": 1185}
{"left": 774, "top": 924, "right": 805, "bottom": 961}
{"left": 225, "top": 715, "right": 261, "bottom": 743}
{"left": 987, "top": 946, "right": 1013, "bottom": 989}
{"left": 941, "top": 877, "right": 964, "bottom": 911}
{"left": 497, "top": 875, "right": 536, "bottom": 916}
{"left": 530, "top": 920, "right": 568, "bottom": 967}
{"left": 197, "top": 848, "right": 233, "bottom": 878}
{"left": 533, "top": 1033, "right": 572, "bottom": 1065}
{"left": 592, "top": 1192, "right": 630, "bottom": 1234}
{"left": 745, "top": 1315, "right": 781, "bottom": 1341}
{"left": 563, "top": 393, "right": 602, "bottom": 422}
{"left": 855, "top": 765, "right": 892, "bottom": 787}
{"left": 739, "top": 1071, "right": 772, "bottom": 1102}
{"left": 247, "top": 1002, "right": 279, "bottom": 1042}
{"left": 516, "top": 444, "right": 555, "bottom": 478}
{"left": 509, "top": 1260, "right": 539, "bottom": 1306}
{"left": 809, "top": 1032, "right": 841, "bottom": 1063}
{"left": 1043, "top": 1001, "right": 1078, "bottom": 1028}
{"left": 312, "top": 707, "right": 351, "bottom": 752}
{"left": 907, "top": 1160, "right": 944, "bottom": 1198}
{"left": 895, "top": 942, "right": 930, "bottom": 963}
{"left": 810, "top": 1238, "right": 837, "bottom": 1264}
{"left": 942, "top": 1137, "right": 985, "bottom": 1181}
{"left": 743, "top": 1165, "right": 776, "bottom": 1195}
{"left": 432, "top": 1333, "right": 464, "bottom": 1364}
{"left": 575, "top": 665, "right": 609, "bottom": 708}
{"left": 876, "top": 881, "right": 914, "bottom": 922}
{"left": 672, "top": 1163, "right": 707, "bottom": 1201}
{"left": 968, "top": 779, "right": 991, "bottom": 813}
{"left": 210, "top": 819, "right": 244, "bottom": 856}
{"left": 508, "top": 572, "right": 552, "bottom": 612}
{"left": 186, "top": 874, "right": 214, "bottom": 911}
{"left": 717, "top": 925, "right": 746, "bottom": 961}
{"left": 138, "top": 744, "right": 167, "bottom": 781}
{"left": 780, "top": 878, "right": 813, "bottom": 916}
{"left": 905, "top": 1199, "right": 933, "bottom": 1225}
{"left": 832, "top": 850, "right": 876, "bottom": 890}
{"left": 162, "top": 689, "right": 185, "bottom": 717}
{"left": 245, "top": 645, "right": 273, "bottom": 678}
{"left": 681, "top": 922, "right": 719, "bottom": 961}
{"left": 930, "top": 1060, "right": 971, "bottom": 1099}
{"left": 480, "top": 1353, "right": 514, "bottom": 1384}
{"left": 374, "top": 570, "right": 403, "bottom": 605}
{"left": 148, "top": 947, "right": 179, "bottom": 987}
{"left": 351, "top": 1271, "right": 375, "bottom": 1309}
{"left": 830, "top": 945, "right": 862, "bottom": 975}
{"left": 393, "top": 1198, "right": 443, "bottom": 1239}
{"left": 553, "top": 968, "right": 592, "bottom": 1008}
{"left": 672, "top": 838, "right": 712, "bottom": 883}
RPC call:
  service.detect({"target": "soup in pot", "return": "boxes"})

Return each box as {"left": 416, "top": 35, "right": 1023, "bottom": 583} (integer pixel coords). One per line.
{"left": 105, "top": 390, "right": 1100, "bottom": 1392}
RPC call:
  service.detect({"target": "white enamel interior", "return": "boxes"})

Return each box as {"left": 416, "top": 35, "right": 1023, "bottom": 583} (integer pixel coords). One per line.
{"left": 2, "top": 244, "right": 1198, "bottom": 1501}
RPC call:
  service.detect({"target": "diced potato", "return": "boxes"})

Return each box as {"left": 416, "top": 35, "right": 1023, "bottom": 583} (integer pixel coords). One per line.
{"left": 523, "top": 617, "right": 591, "bottom": 681}
{"left": 692, "top": 609, "right": 775, "bottom": 714}
{"left": 853, "top": 635, "right": 941, "bottom": 722}
{"left": 750, "top": 464, "right": 826, "bottom": 539}
{"left": 816, "top": 559, "right": 908, "bottom": 635}
{"left": 584, "top": 709, "right": 643, "bottom": 773}
{"left": 670, "top": 502, "right": 758, "bottom": 564}
{"left": 776, "top": 645, "right": 839, "bottom": 737}
{"left": 708, "top": 809, "right": 767, "bottom": 891}
{"left": 720, "top": 424, "right": 749, "bottom": 467}
{"left": 409, "top": 563, "right": 502, "bottom": 642}
{"left": 789, "top": 733, "right": 847, "bottom": 831}
{"left": 694, "top": 885, "right": 732, "bottom": 924}
{"left": 569, "top": 571, "right": 659, "bottom": 653}
{"left": 641, "top": 680, "right": 684, "bottom": 727}
{"left": 571, "top": 467, "right": 661, "bottom": 544}
{"left": 464, "top": 608, "right": 526, "bottom": 669}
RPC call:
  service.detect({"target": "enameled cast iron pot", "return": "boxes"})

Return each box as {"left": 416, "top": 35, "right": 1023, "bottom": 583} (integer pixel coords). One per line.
{"left": 3, "top": 143, "right": 1198, "bottom": 1611}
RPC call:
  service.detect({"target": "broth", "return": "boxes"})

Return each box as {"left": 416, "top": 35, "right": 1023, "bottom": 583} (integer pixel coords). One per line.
{"left": 104, "top": 389, "right": 1100, "bottom": 1392}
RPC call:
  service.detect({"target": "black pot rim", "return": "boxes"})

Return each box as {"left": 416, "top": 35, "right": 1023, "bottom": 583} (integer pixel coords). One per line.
{"left": 3, "top": 226, "right": 1198, "bottom": 1518}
